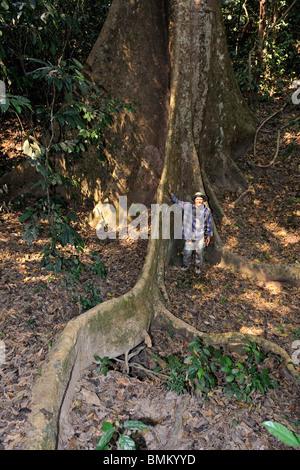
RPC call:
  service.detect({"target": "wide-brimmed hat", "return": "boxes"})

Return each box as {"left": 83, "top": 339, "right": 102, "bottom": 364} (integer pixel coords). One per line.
{"left": 192, "top": 192, "right": 207, "bottom": 202}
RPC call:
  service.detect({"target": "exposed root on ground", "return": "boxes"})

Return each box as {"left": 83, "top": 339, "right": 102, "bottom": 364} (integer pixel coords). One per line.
{"left": 202, "top": 167, "right": 300, "bottom": 286}
{"left": 153, "top": 296, "right": 299, "bottom": 381}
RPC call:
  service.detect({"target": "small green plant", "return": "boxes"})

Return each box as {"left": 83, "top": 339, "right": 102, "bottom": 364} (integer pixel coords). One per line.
{"left": 262, "top": 421, "right": 300, "bottom": 447}
{"left": 95, "top": 338, "right": 279, "bottom": 404}
{"left": 93, "top": 355, "right": 113, "bottom": 376}
{"left": 79, "top": 280, "right": 103, "bottom": 309}
{"left": 95, "top": 420, "right": 148, "bottom": 450}
{"left": 150, "top": 351, "right": 188, "bottom": 395}
{"left": 151, "top": 337, "right": 278, "bottom": 402}
{"left": 220, "top": 341, "right": 278, "bottom": 402}
{"left": 60, "top": 251, "right": 107, "bottom": 312}
{"left": 89, "top": 251, "right": 107, "bottom": 279}
{"left": 291, "top": 328, "right": 300, "bottom": 341}
{"left": 10, "top": 58, "right": 132, "bottom": 277}
{"left": 18, "top": 194, "right": 84, "bottom": 277}
{"left": 184, "top": 339, "right": 217, "bottom": 393}
{"left": 0, "top": 93, "right": 33, "bottom": 115}
{"left": 26, "top": 318, "right": 36, "bottom": 329}
{"left": 164, "top": 355, "right": 187, "bottom": 395}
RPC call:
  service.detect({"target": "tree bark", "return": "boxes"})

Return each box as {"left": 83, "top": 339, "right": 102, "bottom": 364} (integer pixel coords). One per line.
{"left": 85, "top": 0, "right": 257, "bottom": 210}
{"left": 84, "top": 0, "right": 170, "bottom": 207}
{"left": 256, "top": 0, "right": 268, "bottom": 81}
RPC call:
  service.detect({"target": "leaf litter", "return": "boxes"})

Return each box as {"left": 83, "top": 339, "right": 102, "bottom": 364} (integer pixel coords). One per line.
{"left": 0, "top": 94, "right": 299, "bottom": 450}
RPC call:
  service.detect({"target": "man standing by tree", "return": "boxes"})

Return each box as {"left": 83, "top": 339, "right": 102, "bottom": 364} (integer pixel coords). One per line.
{"left": 168, "top": 184, "right": 213, "bottom": 273}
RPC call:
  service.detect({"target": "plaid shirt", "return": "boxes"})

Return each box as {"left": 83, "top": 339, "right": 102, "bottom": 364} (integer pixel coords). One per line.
{"left": 169, "top": 192, "right": 213, "bottom": 240}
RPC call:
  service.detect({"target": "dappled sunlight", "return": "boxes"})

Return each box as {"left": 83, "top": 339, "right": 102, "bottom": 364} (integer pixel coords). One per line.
{"left": 253, "top": 199, "right": 261, "bottom": 206}
{"left": 264, "top": 221, "right": 299, "bottom": 246}
{"left": 0, "top": 210, "right": 149, "bottom": 323}
{"left": 165, "top": 262, "right": 299, "bottom": 356}
{"left": 223, "top": 235, "right": 239, "bottom": 249}
{"left": 261, "top": 280, "right": 283, "bottom": 295}
{"left": 240, "top": 289, "right": 292, "bottom": 316}
{"left": 283, "top": 130, "right": 300, "bottom": 146}
{"left": 217, "top": 91, "right": 300, "bottom": 268}
{"left": 239, "top": 326, "right": 264, "bottom": 336}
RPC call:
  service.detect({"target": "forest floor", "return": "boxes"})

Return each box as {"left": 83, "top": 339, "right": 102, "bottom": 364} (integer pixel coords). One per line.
{"left": 0, "top": 90, "right": 299, "bottom": 450}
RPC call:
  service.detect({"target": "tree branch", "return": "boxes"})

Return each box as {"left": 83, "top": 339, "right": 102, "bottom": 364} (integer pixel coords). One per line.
{"left": 253, "top": 99, "right": 289, "bottom": 157}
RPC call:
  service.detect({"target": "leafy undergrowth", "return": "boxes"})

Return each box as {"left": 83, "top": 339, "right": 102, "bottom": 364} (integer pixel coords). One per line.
{"left": 58, "top": 325, "right": 299, "bottom": 451}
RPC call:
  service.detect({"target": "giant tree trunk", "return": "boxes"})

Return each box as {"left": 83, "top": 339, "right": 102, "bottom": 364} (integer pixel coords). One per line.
{"left": 84, "top": 0, "right": 256, "bottom": 210}
{"left": 23, "top": 0, "right": 299, "bottom": 449}
{"left": 84, "top": 0, "right": 170, "bottom": 207}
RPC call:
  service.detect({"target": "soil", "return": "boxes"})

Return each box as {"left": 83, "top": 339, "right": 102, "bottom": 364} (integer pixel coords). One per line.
{"left": 0, "top": 92, "right": 299, "bottom": 450}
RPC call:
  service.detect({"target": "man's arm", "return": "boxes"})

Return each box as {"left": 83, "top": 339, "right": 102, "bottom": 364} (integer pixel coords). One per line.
{"left": 168, "top": 183, "right": 185, "bottom": 210}
{"left": 204, "top": 208, "right": 213, "bottom": 245}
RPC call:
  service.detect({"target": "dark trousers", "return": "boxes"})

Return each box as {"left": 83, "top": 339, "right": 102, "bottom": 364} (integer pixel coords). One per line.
{"left": 183, "top": 239, "right": 205, "bottom": 267}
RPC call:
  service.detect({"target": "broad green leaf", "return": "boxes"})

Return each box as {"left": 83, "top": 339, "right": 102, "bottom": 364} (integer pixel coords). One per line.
{"left": 19, "top": 210, "right": 34, "bottom": 222}
{"left": 118, "top": 435, "right": 136, "bottom": 450}
{"left": 226, "top": 375, "right": 235, "bottom": 382}
{"left": 237, "top": 373, "right": 244, "bottom": 383}
{"left": 124, "top": 420, "right": 148, "bottom": 431}
{"left": 1, "top": 0, "right": 9, "bottom": 10}
{"left": 0, "top": 99, "right": 10, "bottom": 113}
{"left": 257, "top": 382, "right": 265, "bottom": 394}
{"left": 60, "top": 142, "right": 68, "bottom": 152}
{"left": 72, "top": 58, "right": 84, "bottom": 70}
{"left": 101, "top": 422, "right": 114, "bottom": 432}
{"left": 224, "top": 356, "right": 232, "bottom": 366}
{"left": 184, "top": 356, "right": 194, "bottom": 364}
{"left": 95, "top": 428, "right": 114, "bottom": 450}
{"left": 203, "top": 348, "right": 211, "bottom": 356}
{"left": 32, "top": 224, "right": 39, "bottom": 239}
{"left": 262, "top": 422, "right": 300, "bottom": 447}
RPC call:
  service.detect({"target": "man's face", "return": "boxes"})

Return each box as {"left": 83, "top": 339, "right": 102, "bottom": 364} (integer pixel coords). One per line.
{"left": 194, "top": 196, "right": 204, "bottom": 207}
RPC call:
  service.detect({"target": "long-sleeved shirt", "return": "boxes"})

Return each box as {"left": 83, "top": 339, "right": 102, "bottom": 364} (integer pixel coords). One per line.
{"left": 169, "top": 192, "right": 213, "bottom": 241}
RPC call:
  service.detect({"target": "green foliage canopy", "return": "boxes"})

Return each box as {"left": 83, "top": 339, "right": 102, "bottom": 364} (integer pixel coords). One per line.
{"left": 221, "top": 0, "right": 300, "bottom": 96}
{"left": 0, "top": 0, "right": 111, "bottom": 96}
